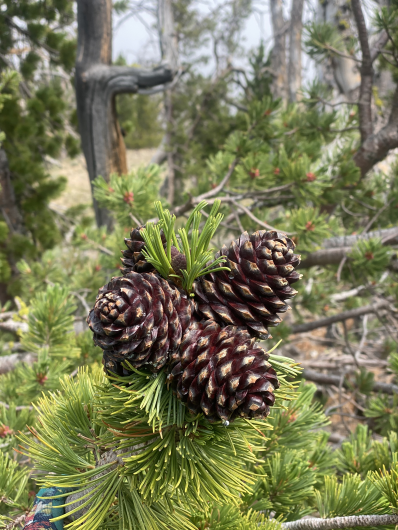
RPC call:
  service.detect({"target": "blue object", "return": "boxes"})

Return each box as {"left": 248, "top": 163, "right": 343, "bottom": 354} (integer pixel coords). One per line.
{"left": 23, "top": 487, "right": 69, "bottom": 529}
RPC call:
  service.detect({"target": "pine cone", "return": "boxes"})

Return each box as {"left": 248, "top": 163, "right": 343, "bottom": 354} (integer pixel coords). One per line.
{"left": 193, "top": 230, "right": 301, "bottom": 340}
{"left": 167, "top": 320, "right": 279, "bottom": 423}
{"left": 120, "top": 226, "right": 166, "bottom": 275}
{"left": 87, "top": 271, "right": 194, "bottom": 374}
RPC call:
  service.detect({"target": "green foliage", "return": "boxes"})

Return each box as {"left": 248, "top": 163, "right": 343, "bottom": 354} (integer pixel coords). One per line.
{"left": 21, "top": 284, "right": 78, "bottom": 357}
{"left": 0, "top": 0, "right": 77, "bottom": 296}
{"left": 18, "top": 369, "right": 266, "bottom": 529}
{"left": 370, "top": 459, "right": 398, "bottom": 513}
{"left": 365, "top": 395, "right": 398, "bottom": 436}
{"left": 350, "top": 239, "right": 391, "bottom": 280}
{"left": 93, "top": 165, "right": 162, "bottom": 226}
{"left": 141, "top": 200, "right": 229, "bottom": 292}
{"left": 0, "top": 452, "right": 31, "bottom": 527}
{"left": 389, "top": 353, "right": 398, "bottom": 378}
{"left": 337, "top": 425, "right": 397, "bottom": 476}
{"left": 288, "top": 208, "right": 331, "bottom": 249}
{"left": 315, "top": 474, "right": 389, "bottom": 518}
{"left": 305, "top": 22, "right": 345, "bottom": 60}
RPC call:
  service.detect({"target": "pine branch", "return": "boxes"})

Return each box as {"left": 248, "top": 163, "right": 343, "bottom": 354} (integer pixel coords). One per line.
{"left": 291, "top": 301, "right": 391, "bottom": 333}
{"left": 281, "top": 514, "right": 398, "bottom": 530}
{"left": 302, "top": 368, "right": 398, "bottom": 396}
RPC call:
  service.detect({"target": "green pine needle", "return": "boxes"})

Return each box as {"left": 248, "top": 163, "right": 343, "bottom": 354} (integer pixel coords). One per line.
{"left": 141, "top": 200, "right": 230, "bottom": 292}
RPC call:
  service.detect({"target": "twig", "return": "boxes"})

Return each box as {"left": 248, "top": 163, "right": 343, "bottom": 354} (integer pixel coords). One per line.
{"left": 354, "top": 314, "right": 368, "bottom": 364}
{"left": 281, "top": 514, "right": 398, "bottom": 530}
{"left": 330, "top": 285, "right": 366, "bottom": 302}
{"left": 338, "top": 371, "right": 351, "bottom": 434}
{"left": 129, "top": 212, "right": 142, "bottom": 227}
{"left": 71, "top": 291, "right": 91, "bottom": 315}
{"left": 5, "top": 513, "right": 27, "bottom": 530}
{"left": 324, "top": 226, "right": 398, "bottom": 249}
{"left": 336, "top": 256, "right": 347, "bottom": 282}
{"left": 342, "top": 321, "right": 359, "bottom": 368}
{"left": 370, "top": 30, "right": 389, "bottom": 63}
{"left": 196, "top": 158, "right": 240, "bottom": 201}
{"left": 230, "top": 199, "right": 287, "bottom": 233}
{"left": 233, "top": 209, "right": 245, "bottom": 233}
{"left": 85, "top": 237, "right": 114, "bottom": 257}
{"left": 362, "top": 199, "right": 393, "bottom": 233}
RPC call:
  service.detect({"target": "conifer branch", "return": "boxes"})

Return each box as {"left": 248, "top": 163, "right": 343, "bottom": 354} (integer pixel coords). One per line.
{"left": 281, "top": 514, "right": 398, "bottom": 530}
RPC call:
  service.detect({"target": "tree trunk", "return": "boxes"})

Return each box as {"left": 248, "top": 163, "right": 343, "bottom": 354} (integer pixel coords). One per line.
{"left": 270, "top": 0, "right": 287, "bottom": 101}
{"left": 157, "top": 0, "right": 179, "bottom": 206}
{"left": 75, "top": 0, "right": 173, "bottom": 227}
{"left": 288, "top": 0, "right": 304, "bottom": 102}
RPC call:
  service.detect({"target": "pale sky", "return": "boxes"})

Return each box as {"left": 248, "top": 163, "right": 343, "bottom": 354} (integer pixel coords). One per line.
{"left": 112, "top": 1, "right": 317, "bottom": 82}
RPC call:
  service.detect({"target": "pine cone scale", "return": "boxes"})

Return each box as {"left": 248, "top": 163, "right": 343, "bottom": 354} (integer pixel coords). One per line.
{"left": 168, "top": 320, "right": 280, "bottom": 422}
{"left": 194, "top": 230, "right": 301, "bottom": 339}
{"left": 88, "top": 271, "right": 193, "bottom": 374}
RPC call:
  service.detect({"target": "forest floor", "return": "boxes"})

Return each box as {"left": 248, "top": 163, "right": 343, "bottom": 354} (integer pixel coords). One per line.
{"left": 48, "top": 148, "right": 156, "bottom": 212}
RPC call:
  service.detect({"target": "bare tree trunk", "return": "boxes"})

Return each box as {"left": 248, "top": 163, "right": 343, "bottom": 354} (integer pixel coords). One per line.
{"left": 270, "top": 0, "right": 287, "bottom": 101}
{"left": 75, "top": 0, "right": 173, "bottom": 227}
{"left": 157, "top": 0, "right": 179, "bottom": 205}
{"left": 316, "top": 0, "right": 360, "bottom": 97}
{"left": 288, "top": 0, "right": 304, "bottom": 102}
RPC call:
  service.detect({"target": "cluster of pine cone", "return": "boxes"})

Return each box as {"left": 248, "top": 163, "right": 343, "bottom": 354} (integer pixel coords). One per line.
{"left": 88, "top": 227, "right": 302, "bottom": 423}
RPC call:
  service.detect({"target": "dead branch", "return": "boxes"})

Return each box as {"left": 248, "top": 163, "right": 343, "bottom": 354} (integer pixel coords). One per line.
{"left": 0, "top": 352, "right": 35, "bottom": 375}
{"left": 291, "top": 301, "right": 390, "bottom": 334}
{"left": 303, "top": 368, "right": 398, "bottom": 395}
{"left": 0, "top": 320, "right": 28, "bottom": 334}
